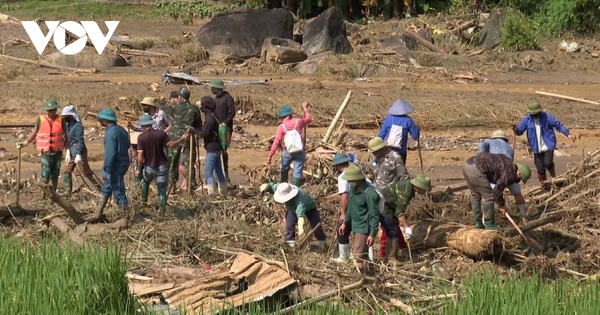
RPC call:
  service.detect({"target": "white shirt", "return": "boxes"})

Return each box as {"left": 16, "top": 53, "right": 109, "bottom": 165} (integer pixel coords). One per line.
{"left": 534, "top": 117, "right": 548, "bottom": 153}
{"left": 338, "top": 171, "right": 350, "bottom": 195}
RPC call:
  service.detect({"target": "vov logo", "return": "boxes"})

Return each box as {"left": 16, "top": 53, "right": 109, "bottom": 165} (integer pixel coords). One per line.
{"left": 21, "top": 21, "right": 120, "bottom": 55}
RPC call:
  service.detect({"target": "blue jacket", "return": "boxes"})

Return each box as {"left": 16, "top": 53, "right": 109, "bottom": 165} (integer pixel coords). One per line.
{"left": 66, "top": 121, "right": 85, "bottom": 158}
{"left": 377, "top": 115, "right": 420, "bottom": 154}
{"left": 477, "top": 138, "right": 514, "bottom": 160}
{"left": 103, "top": 123, "right": 130, "bottom": 175}
{"left": 515, "top": 112, "right": 570, "bottom": 154}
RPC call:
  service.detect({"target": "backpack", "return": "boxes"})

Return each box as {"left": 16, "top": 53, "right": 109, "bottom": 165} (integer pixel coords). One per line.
{"left": 282, "top": 120, "right": 304, "bottom": 154}
{"left": 386, "top": 124, "right": 404, "bottom": 148}
{"left": 210, "top": 114, "right": 231, "bottom": 150}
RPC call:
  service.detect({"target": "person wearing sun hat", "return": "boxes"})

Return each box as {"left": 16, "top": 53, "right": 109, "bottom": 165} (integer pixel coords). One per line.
{"left": 60, "top": 105, "right": 102, "bottom": 195}
{"left": 338, "top": 165, "right": 380, "bottom": 272}
{"left": 477, "top": 129, "right": 528, "bottom": 219}
{"left": 377, "top": 99, "right": 421, "bottom": 165}
{"left": 268, "top": 102, "right": 312, "bottom": 186}
{"left": 379, "top": 174, "right": 431, "bottom": 266}
{"left": 210, "top": 78, "right": 236, "bottom": 183}
{"left": 462, "top": 153, "right": 532, "bottom": 230}
{"left": 136, "top": 113, "right": 187, "bottom": 218}
{"left": 260, "top": 181, "right": 326, "bottom": 249}
{"left": 88, "top": 108, "right": 131, "bottom": 228}
{"left": 514, "top": 101, "right": 576, "bottom": 187}
{"left": 17, "top": 99, "right": 69, "bottom": 193}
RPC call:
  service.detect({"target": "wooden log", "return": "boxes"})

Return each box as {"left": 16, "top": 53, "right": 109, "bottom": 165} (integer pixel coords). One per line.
{"left": 279, "top": 279, "right": 364, "bottom": 314}
{"left": 504, "top": 215, "right": 561, "bottom": 237}
{"left": 118, "top": 48, "right": 171, "bottom": 58}
{"left": 47, "top": 217, "right": 84, "bottom": 246}
{"left": 452, "top": 20, "right": 477, "bottom": 34}
{"left": 42, "top": 185, "right": 86, "bottom": 224}
{"left": 322, "top": 90, "right": 352, "bottom": 144}
{"left": 504, "top": 212, "right": 544, "bottom": 253}
{"left": 535, "top": 91, "right": 600, "bottom": 106}
{"left": 410, "top": 220, "right": 503, "bottom": 258}
{"left": 403, "top": 30, "right": 444, "bottom": 53}
{"left": 0, "top": 54, "right": 98, "bottom": 74}
{"left": 0, "top": 123, "right": 35, "bottom": 128}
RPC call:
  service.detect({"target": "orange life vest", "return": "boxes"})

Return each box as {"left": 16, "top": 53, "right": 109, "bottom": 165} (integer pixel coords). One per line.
{"left": 36, "top": 115, "right": 65, "bottom": 153}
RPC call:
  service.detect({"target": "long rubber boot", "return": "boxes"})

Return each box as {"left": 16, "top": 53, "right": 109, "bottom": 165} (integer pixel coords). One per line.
{"left": 332, "top": 244, "right": 351, "bottom": 263}
{"left": 471, "top": 200, "right": 484, "bottom": 229}
{"left": 50, "top": 177, "right": 59, "bottom": 193}
{"left": 140, "top": 180, "right": 150, "bottom": 203}
{"left": 206, "top": 184, "right": 217, "bottom": 196}
{"left": 482, "top": 203, "right": 500, "bottom": 231}
{"left": 387, "top": 238, "right": 400, "bottom": 267}
{"left": 293, "top": 177, "right": 302, "bottom": 187}
{"left": 218, "top": 182, "right": 228, "bottom": 196}
{"left": 117, "top": 204, "right": 130, "bottom": 229}
{"left": 63, "top": 173, "right": 72, "bottom": 196}
{"left": 280, "top": 171, "right": 289, "bottom": 183}
{"left": 157, "top": 182, "right": 168, "bottom": 218}
{"left": 88, "top": 195, "right": 109, "bottom": 223}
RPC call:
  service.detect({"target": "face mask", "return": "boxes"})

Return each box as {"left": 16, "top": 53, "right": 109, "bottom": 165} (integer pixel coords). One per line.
{"left": 142, "top": 106, "right": 151, "bottom": 113}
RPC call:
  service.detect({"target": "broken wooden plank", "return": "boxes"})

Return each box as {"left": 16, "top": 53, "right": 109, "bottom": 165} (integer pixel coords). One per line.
{"left": 403, "top": 30, "right": 444, "bottom": 54}
{"left": 129, "top": 282, "right": 176, "bottom": 297}
{"left": 535, "top": 91, "right": 600, "bottom": 106}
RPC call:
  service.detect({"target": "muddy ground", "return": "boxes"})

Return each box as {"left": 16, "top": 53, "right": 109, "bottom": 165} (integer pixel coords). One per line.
{"left": 1, "top": 14, "right": 600, "bottom": 312}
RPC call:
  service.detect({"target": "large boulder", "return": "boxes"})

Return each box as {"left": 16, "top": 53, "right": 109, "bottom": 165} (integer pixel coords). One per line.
{"left": 479, "top": 10, "right": 505, "bottom": 49}
{"left": 196, "top": 8, "right": 294, "bottom": 61}
{"left": 302, "top": 7, "right": 353, "bottom": 55}
{"left": 260, "top": 37, "right": 307, "bottom": 64}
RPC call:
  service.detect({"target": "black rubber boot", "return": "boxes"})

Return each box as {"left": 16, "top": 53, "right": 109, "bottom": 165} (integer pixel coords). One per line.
{"left": 482, "top": 203, "right": 500, "bottom": 231}
{"left": 471, "top": 200, "right": 484, "bottom": 229}
{"left": 280, "top": 171, "right": 289, "bottom": 183}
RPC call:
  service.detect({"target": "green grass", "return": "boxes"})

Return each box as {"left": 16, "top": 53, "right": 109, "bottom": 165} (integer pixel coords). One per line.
{"left": 0, "top": 237, "right": 150, "bottom": 315}
{"left": 1, "top": 0, "right": 162, "bottom": 20}
{"left": 441, "top": 270, "right": 600, "bottom": 315}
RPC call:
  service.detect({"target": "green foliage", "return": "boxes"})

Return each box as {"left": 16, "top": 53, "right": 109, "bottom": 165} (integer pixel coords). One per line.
{"left": 155, "top": 0, "right": 225, "bottom": 24}
{"left": 536, "top": 0, "right": 600, "bottom": 35}
{"left": 0, "top": 237, "right": 149, "bottom": 315}
{"left": 2, "top": 0, "right": 159, "bottom": 20}
{"left": 441, "top": 271, "right": 600, "bottom": 314}
{"left": 500, "top": 10, "right": 540, "bottom": 51}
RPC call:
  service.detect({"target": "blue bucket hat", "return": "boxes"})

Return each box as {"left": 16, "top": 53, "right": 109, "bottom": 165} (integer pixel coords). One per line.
{"left": 278, "top": 105, "right": 293, "bottom": 118}
{"left": 388, "top": 99, "right": 415, "bottom": 116}
{"left": 98, "top": 108, "right": 117, "bottom": 122}
{"left": 138, "top": 113, "right": 156, "bottom": 126}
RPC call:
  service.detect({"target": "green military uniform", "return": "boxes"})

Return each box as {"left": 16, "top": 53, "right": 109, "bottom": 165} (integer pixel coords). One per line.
{"left": 344, "top": 183, "right": 380, "bottom": 237}
{"left": 380, "top": 178, "right": 415, "bottom": 218}
{"left": 32, "top": 101, "right": 68, "bottom": 192}
{"left": 163, "top": 92, "right": 202, "bottom": 190}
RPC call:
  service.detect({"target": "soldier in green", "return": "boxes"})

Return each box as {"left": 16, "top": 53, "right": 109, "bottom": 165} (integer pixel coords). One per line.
{"left": 379, "top": 174, "right": 431, "bottom": 266}
{"left": 17, "top": 99, "right": 69, "bottom": 193}
{"left": 162, "top": 87, "right": 202, "bottom": 191}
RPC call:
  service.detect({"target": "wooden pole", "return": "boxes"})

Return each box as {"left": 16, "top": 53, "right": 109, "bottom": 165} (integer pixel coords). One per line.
{"left": 403, "top": 30, "right": 444, "bottom": 53}
{"left": 417, "top": 138, "right": 424, "bottom": 173}
{"left": 187, "top": 133, "right": 194, "bottom": 194}
{"left": 323, "top": 90, "right": 352, "bottom": 143}
{"left": 504, "top": 212, "right": 544, "bottom": 253}
{"left": 16, "top": 147, "right": 21, "bottom": 207}
{"left": 535, "top": 91, "right": 600, "bottom": 106}
{"left": 0, "top": 123, "right": 35, "bottom": 128}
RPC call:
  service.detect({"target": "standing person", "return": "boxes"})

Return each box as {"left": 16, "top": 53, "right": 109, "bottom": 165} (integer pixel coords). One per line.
{"left": 379, "top": 174, "right": 431, "bottom": 266}
{"left": 514, "top": 101, "right": 576, "bottom": 186}
{"left": 267, "top": 103, "right": 311, "bottom": 187}
{"left": 163, "top": 87, "right": 202, "bottom": 192}
{"left": 477, "top": 130, "right": 527, "bottom": 218}
{"left": 368, "top": 136, "right": 410, "bottom": 259}
{"left": 16, "top": 99, "right": 69, "bottom": 193}
{"left": 60, "top": 105, "right": 102, "bottom": 195}
{"left": 338, "top": 166, "right": 380, "bottom": 272}
{"left": 331, "top": 153, "right": 353, "bottom": 263}
{"left": 210, "top": 78, "right": 235, "bottom": 183}
{"left": 127, "top": 97, "right": 170, "bottom": 187}
{"left": 377, "top": 99, "right": 420, "bottom": 164}
{"left": 462, "top": 153, "right": 531, "bottom": 230}
{"left": 260, "top": 182, "right": 327, "bottom": 250}
{"left": 186, "top": 96, "right": 228, "bottom": 196}
{"left": 135, "top": 114, "right": 186, "bottom": 217}
{"left": 88, "top": 109, "right": 131, "bottom": 227}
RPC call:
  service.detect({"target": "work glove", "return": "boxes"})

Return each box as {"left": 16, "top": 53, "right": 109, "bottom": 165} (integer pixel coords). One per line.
{"left": 403, "top": 227, "right": 413, "bottom": 240}
{"left": 16, "top": 141, "right": 28, "bottom": 149}
{"left": 64, "top": 149, "right": 71, "bottom": 164}
{"left": 259, "top": 183, "right": 269, "bottom": 193}
{"left": 74, "top": 154, "right": 83, "bottom": 164}
{"left": 297, "top": 217, "right": 306, "bottom": 236}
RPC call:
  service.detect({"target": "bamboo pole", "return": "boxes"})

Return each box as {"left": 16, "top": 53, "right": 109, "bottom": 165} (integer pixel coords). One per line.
{"left": 0, "top": 123, "right": 35, "bottom": 128}
{"left": 322, "top": 90, "right": 352, "bottom": 144}
{"left": 535, "top": 91, "right": 600, "bottom": 106}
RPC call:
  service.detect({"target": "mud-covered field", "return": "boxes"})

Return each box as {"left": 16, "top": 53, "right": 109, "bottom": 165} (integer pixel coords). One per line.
{"left": 1, "top": 8, "right": 600, "bottom": 313}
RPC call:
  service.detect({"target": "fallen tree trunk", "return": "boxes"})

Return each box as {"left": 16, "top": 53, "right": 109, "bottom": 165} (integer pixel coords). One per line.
{"left": 505, "top": 215, "right": 561, "bottom": 237}
{"left": 0, "top": 207, "right": 45, "bottom": 217}
{"left": 45, "top": 216, "right": 84, "bottom": 246}
{"left": 42, "top": 186, "right": 86, "bottom": 224}
{"left": 410, "top": 220, "right": 503, "bottom": 259}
